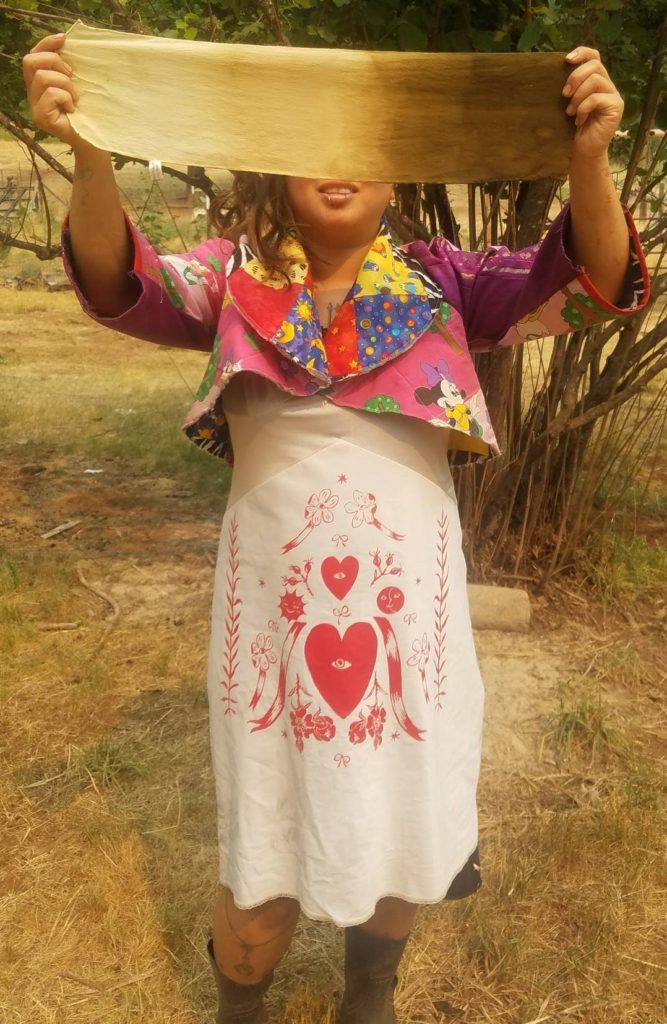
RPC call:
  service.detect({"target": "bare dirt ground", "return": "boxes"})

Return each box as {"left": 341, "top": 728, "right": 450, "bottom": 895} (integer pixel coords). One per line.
{"left": 1, "top": 235, "right": 665, "bottom": 1021}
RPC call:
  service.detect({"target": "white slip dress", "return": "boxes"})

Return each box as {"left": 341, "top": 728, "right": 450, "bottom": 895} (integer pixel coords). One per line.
{"left": 206, "top": 373, "right": 484, "bottom": 926}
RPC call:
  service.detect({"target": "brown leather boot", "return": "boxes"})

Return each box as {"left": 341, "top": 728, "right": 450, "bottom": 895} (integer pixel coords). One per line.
{"left": 207, "top": 937, "right": 274, "bottom": 1023}
{"left": 337, "top": 926, "right": 410, "bottom": 1024}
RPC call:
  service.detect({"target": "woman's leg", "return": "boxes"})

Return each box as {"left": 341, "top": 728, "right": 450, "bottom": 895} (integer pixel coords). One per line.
{"left": 338, "top": 899, "right": 418, "bottom": 1023}
{"left": 211, "top": 885, "right": 301, "bottom": 984}
{"left": 359, "top": 896, "right": 418, "bottom": 939}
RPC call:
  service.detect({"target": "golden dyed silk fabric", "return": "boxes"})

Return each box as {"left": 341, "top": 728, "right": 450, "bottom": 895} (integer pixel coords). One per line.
{"left": 62, "top": 20, "right": 574, "bottom": 183}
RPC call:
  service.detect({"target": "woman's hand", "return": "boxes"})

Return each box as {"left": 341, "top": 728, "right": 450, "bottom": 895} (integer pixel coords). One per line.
{"left": 563, "top": 47, "right": 624, "bottom": 159}
{"left": 22, "top": 32, "right": 81, "bottom": 148}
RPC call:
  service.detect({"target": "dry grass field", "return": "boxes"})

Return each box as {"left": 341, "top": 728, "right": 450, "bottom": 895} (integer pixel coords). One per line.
{"left": 1, "top": 291, "right": 664, "bottom": 1024}
{"left": 1, "top": 135, "right": 665, "bottom": 1023}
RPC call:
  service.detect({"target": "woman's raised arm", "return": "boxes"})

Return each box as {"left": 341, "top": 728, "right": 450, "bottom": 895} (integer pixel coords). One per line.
{"left": 23, "top": 32, "right": 139, "bottom": 317}
{"left": 563, "top": 46, "right": 630, "bottom": 306}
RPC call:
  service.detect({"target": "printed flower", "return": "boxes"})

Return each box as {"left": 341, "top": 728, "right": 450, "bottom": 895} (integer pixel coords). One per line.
{"left": 284, "top": 492, "right": 339, "bottom": 553}
{"left": 305, "top": 488, "right": 339, "bottom": 526}
{"left": 407, "top": 633, "right": 430, "bottom": 674}
{"left": 250, "top": 633, "right": 277, "bottom": 673}
{"left": 366, "top": 706, "right": 386, "bottom": 731}
{"left": 366, "top": 706, "right": 387, "bottom": 749}
{"left": 345, "top": 491, "right": 404, "bottom": 541}
{"left": 312, "top": 714, "right": 336, "bottom": 742}
{"left": 279, "top": 589, "right": 306, "bottom": 622}
{"left": 288, "top": 706, "right": 337, "bottom": 752}
{"left": 345, "top": 490, "right": 377, "bottom": 528}
{"left": 292, "top": 704, "right": 313, "bottom": 728}
{"left": 349, "top": 717, "right": 367, "bottom": 744}
{"left": 290, "top": 703, "right": 313, "bottom": 752}
{"left": 408, "top": 632, "right": 431, "bottom": 704}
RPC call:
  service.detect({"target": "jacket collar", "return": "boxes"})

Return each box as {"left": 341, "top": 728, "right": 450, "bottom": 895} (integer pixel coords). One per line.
{"left": 224, "top": 222, "right": 442, "bottom": 384}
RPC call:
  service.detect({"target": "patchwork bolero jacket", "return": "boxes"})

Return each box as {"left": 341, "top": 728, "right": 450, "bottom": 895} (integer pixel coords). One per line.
{"left": 61, "top": 203, "right": 649, "bottom": 465}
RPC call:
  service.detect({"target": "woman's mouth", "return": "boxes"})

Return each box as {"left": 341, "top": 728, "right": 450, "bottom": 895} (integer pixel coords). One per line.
{"left": 318, "top": 182, "right": 358, "bottom": 206}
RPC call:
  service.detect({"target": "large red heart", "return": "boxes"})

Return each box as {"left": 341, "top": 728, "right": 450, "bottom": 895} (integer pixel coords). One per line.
{"left": 304, "top": 623, "right": 377, "bottom": 719}
{"left": 321, "top": 556, "right": 359, "bottom": 600}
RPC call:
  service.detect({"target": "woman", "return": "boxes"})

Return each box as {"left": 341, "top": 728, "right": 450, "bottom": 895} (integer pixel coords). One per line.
{"left": 23, "top": 32, "right": 648, "bottom": 1024}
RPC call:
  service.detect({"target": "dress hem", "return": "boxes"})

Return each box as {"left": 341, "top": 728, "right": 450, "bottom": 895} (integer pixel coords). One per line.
{"left": 216, "top": 843, "right": 481, "bottom": 928}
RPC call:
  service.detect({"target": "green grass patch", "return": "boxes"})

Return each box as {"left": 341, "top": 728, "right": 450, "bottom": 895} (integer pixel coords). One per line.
{"left": 78, "top": 736, "right": 147, "bottom": 788}
{"left": 82, "top": 393, "right": 231, "bottom": 504}
{"left": 551, "top": 692, "right": 630, "bottom": 766}
{"left": 595, "top": 531, "right": 666, "bottom": 596}
{"left": 14, "top": 736, "right": 147, "bottom": 808}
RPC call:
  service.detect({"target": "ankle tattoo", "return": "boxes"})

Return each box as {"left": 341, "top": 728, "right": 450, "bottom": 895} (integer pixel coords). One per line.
{"left": 234, "top": 941, "right": 256, "bottom": 977}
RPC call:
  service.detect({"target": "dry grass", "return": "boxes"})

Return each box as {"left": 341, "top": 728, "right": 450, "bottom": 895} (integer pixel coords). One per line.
{"left": 1, "top": 206, "right": 665, "bottom": 1023}
{"left": 2, "top": 612, "right": 664, "bottom": 1022}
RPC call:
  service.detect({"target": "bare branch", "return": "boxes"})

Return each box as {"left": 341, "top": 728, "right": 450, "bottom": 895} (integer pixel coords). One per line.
{"left": 487, "top": 348, "right": 667, "bottom": 513}
{"left": 623, "top": 338, "right": 667, "bottom": 383}
{"left": 565, "top": 358, "right": 667, "bottom": 432}
{"left": 0, "top": 113, "right": 73, "bottom": 183}
{"left": 29, "top": 148, "right": 52, "bottom": 252}
{"left": 257, "top": 0, "right": 291, "bottom": 45}
{"left": 621, "top": 316, "right": 667, "bottom": 375}
{"left": 111, "top": 155, "right": 218, "bottom": 199}
{"left": 0, "top": 231, "right": 61, "bottom": 260}
{"left": 0, "top": 3, "right": 69, "bottom": 32}
{"left": 640, "top": 214, "right": 667, "bottom": 247}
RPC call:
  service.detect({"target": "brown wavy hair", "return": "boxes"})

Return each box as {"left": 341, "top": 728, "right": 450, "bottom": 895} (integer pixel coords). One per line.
{"left": 209, "top": 171, "right": 305, "bottom": 274}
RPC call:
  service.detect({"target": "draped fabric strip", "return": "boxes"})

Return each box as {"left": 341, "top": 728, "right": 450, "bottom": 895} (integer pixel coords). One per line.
{"left": 62, "top": 20, "right": 574, "bottom": 183}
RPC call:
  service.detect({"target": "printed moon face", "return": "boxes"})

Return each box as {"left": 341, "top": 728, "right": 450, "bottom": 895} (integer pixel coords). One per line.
{"left": 377, "top": 586, "right": 405, "bottom": 614}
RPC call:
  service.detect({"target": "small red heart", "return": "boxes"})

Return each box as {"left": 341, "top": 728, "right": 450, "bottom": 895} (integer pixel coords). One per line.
{"left": 304, "top": 622, "right": 377, "bottom": 718}
{"left": 321, "top": 556, "right": 359, "bottom": 600}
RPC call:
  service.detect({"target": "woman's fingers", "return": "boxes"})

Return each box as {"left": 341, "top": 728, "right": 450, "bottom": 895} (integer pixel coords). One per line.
{"left": 30, "top": 67, "right": 79, "bottom": 104}
{"left": 572, "top": 91, "right": 621, "bottom": 129}
{"left": 565, "top": 72, "right": 614, "bottom": 114}
{"left": 35, "top": 85, "right": 76, "bottom": 116}
{"left": 22, "top": 49, "right": 73, "bottom": 87}
{"left": 566, "top": 46, "right": 601, "bottom": 63}
{"left": 563, "top": 57, "right": 610, "bottom": 97}
{"left": 29, "top": 32, "right": 67, "bottom": 54}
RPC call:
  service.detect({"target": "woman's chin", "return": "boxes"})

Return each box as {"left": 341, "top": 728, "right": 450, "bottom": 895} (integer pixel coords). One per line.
{"left": 306, "top": 206, "right": 376, "bottom": 244}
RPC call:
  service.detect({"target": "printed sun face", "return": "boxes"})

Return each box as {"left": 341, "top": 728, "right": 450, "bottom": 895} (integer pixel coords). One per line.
{"left": 279, "top": 590, "right": 306, "bottom": 621}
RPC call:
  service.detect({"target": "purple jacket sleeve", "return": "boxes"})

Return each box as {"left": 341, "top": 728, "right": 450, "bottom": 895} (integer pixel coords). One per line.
{"left": 61, "top": 210, "right": 233, "bottom": 352}
{"left": 408, "top": 204, "right": 650, "bottom": 352}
